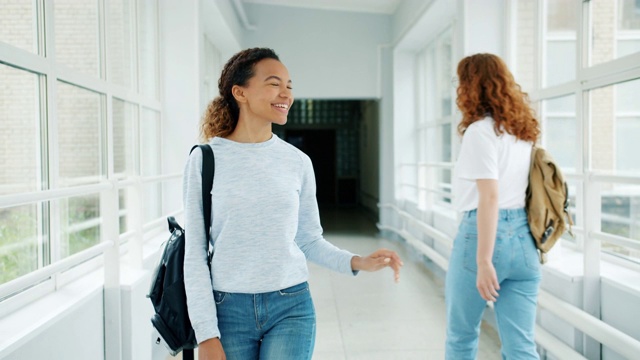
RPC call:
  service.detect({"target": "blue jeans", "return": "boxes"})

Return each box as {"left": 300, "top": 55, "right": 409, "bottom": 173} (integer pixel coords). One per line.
{"left": 445, "top": 208, "right": 541, "bottom": 360}
{"left": 214, "top": 282, "right": 316, "bottom": 360}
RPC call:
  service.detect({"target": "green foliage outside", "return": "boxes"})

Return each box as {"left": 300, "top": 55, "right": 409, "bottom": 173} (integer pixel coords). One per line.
{"left": 0, "top": 207, "right": 38, "bottom": 285}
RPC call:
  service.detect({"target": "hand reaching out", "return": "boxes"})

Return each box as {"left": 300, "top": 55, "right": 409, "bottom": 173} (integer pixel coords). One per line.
{"left": 351, "top": 248, "right": 404, "bottom": 283}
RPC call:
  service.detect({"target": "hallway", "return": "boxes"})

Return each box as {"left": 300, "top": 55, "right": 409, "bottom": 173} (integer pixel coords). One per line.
{"left": 310, "top": 209, "right": 502, "bottom": 359}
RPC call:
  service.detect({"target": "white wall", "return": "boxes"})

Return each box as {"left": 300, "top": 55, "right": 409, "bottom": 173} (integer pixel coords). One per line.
{"left": 241, "top": 3, "right": 391, "bottom": 99}
{"left": 458, "top": 0, "right": 505, "bottom": 58}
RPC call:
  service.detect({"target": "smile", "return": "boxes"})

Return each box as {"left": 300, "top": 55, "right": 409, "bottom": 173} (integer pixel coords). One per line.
{"left": 272, "top": 103, "right": 289, "bottom": 113}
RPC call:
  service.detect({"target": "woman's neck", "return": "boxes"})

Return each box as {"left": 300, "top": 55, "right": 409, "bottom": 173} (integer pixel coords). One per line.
{"left": 227, "top": 117, "right": 272, "bottom": 143}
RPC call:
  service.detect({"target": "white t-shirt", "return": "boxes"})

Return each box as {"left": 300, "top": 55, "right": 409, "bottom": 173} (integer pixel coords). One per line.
{"left": 453, "top": 116, "right": 532, "bottom": 212}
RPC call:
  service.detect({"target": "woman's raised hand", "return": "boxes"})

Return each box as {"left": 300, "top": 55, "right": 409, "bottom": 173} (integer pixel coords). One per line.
{"left": 351, "top": 248, "right": 404, "bottom": 283}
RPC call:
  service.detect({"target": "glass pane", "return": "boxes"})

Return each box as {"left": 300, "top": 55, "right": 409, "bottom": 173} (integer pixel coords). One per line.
{"left": 545, "top": 41, "right": 576, "bottom": 87}
{"left": 0, "top": 0, "right": 37, "bottom": 53}
{"left": 547, "top": 0, "right": 578, "bottom": 31}
{"left": 440, "top": 124, "right": 452, "bottom": 163}
{"left": 544, "top": 0, "right": 577, "bottom": 86}
{"left": 143, "top": 182, "right": 161, "bottom": 223}
{"left": 542, "top": 95, "right": 577, "bottom": 170}
{"left": 138, "top": 0, "right": 159, "bottom": 99}
{"left": 591, "top": 80, "right": 640, "bottom": 173}
{"left": 618, "top": 0, "right": 640, "bottom": 30}
{"left": 118, "top": 188, "right": 128, "bottom": 235}
{"left": 0, "top": 205, "right": 39, "bottom": 285}
{"left": 616, "top": 78, "right": 640, "bottom": 112}
{"left": 108, "top": 0, "right": 135, "bottom": 88}
{"left": 617, "top": 117, "right": 640, "bottom": 172}
{"left": 439, "top": 168, "right": 452, "bottom": 204}
{"left": 0, "top": 64, "right": 40, "bottom": 195}
{"left": 426, "top": 127, "right": 437, "bottom": 163}
{"left": 140, "top": 108, "right": 160, "bottom": 176}
{"left": 618, "top": 39, "right": 640, "bottom": 58}
{"left": 60, "top": 194, "right": 100, "bottom": 258}
{"left": 113, "top": 98, "right": 137, "bottom": 176}
{"left": 591, "top": 0, "right": 640, "bottom": 66}
{"left": 515, "top": 0, "right": 538, "bottom": 93}
{"left": 425, "top": 47, "right": 436, "bottom": 122}
{"left": 57, "top": 82, "right": 104, "bottom": 186}
{"left": 600, "top": 183, "right": 640, "bottom": 261}
{"left": 439, "top": 31, "right": 452, "bottom": 117}
{"left": 54, "top": 0, "right": 100, "bottom": 77}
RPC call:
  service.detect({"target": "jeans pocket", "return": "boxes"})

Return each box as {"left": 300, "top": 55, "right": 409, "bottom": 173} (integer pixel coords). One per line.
{"left": 463, "top": 233, "right": 502, "bottom": 273}
{"left": 520, "top": 233, "right": 541, "bottom": 271}
{"left": 278, "top": 282, "right": 309, "bottom": 296}
{"left": 213, "top": 290, "right": 227, "bottom": 305}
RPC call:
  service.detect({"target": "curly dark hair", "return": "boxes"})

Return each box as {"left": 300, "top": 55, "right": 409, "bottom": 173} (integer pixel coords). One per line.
{"left": 455, "top": 53, "right": 539, "bottom": 143}
{"left": 199, "top": 48, "right": 280, "bottom": 142}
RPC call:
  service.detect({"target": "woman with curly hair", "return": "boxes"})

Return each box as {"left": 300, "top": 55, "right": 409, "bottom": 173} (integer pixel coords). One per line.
{"left": 445, "top": 53, "right": 541, "bottom": 359}
{"left": 183, "top": 47, "right": 403, "bottom": 360}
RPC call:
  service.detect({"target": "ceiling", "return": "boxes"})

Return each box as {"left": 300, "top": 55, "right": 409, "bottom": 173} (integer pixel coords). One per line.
{"left": 241, "top": 0, "right": 402, "bottom": 14}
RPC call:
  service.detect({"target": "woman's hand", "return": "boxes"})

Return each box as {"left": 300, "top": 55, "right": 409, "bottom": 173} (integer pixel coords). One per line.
{"left": 198, "top": 337, "right": 226, "bottom": 360}
{"left": 476, "top": 261, "right": 500, "bottom": 302}
{"left": 351, "top": 248, "right": 404, "bottom": 282}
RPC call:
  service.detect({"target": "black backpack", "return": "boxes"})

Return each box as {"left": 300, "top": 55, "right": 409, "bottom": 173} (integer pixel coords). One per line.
{"left": 147, "top": 144, "right": 214, "bottom": 358}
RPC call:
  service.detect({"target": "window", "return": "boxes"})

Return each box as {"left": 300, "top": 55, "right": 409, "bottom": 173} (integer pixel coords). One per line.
{"left": 0, "top": 0, "right": 38, "bottom": 53}
{"left": 0, "top": 0, "right": 162, "bottom": 296}
{"left": 591, "top": 0, "right": 640, "bottom": 66}
{"left": 543, "top": 0, "right": 578, "bottom": 87}
{"left": 512, "top": 0, "right": 640, "bottom": 264}
{"left": 54, "top": 0, "right": 100, "bottom": 77}
{"left": 542, "top": 95, "right": 577, "bottom": 171}
{"left": 414, "top": 28, "right": 454, "bottom": 210}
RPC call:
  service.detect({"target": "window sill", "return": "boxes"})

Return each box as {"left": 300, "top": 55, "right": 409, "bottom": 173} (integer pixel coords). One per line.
{"left": 542, "top": 243, "right": 640, "bottom": 297}
{"left": 0, "top": 269, "right": 103, "bottom": 355}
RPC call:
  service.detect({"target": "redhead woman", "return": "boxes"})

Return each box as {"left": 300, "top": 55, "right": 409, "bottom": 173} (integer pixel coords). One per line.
{"left": 446, "top": 53, "right": 541, "bottom": 359}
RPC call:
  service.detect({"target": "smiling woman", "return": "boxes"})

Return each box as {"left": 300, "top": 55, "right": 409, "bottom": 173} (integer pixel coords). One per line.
{"left": 183, "top": 48, "right": 404, "bottom": 360}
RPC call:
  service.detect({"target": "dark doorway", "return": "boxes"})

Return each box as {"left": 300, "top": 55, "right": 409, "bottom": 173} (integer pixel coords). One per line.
{"left": 286, "top": 130, "right": 336, "bottom": 207}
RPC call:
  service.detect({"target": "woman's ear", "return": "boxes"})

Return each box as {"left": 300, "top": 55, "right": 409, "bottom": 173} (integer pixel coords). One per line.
{"left": 232, "top": 85, "right": 247, "bottom": 104}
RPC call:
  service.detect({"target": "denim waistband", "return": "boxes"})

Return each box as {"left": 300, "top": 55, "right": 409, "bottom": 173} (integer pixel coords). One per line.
{"left": 463, "top": 208, "right": 527, "bottom": 221}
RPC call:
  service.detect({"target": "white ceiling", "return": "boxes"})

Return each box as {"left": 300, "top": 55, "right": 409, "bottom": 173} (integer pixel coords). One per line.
{"left": 241, "top": 0, "right": 402, "bottom": 14}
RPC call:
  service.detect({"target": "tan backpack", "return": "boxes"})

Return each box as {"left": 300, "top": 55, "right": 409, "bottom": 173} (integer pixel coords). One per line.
{"left": 525, "top": 146, "right": 574, "bottom": 263}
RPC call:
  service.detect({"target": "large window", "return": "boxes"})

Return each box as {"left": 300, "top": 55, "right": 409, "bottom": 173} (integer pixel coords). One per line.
{"left": 0, "top": 1, "right": 162, "bottom": 294}
{"left": 513, "top": 0, "right": 640, "bottom": 263}
{"left": 413, "top": 29, "right": 454, "bottom": 211}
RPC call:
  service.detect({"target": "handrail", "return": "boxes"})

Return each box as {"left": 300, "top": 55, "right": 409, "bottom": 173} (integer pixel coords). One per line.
{"left": 379, "top": 203, "right": 452, "bottom": 249}
{"left": 417, "top": 162, "right": 455, "bottom": 169}
{"left": 590, "top": 172, "right": 640, "bottom": 185}
{"left": 0, "top": 241, "right": 113, "bottom": 300}
{"left": 378, "top": 202, "right": 640, "bottom": 359}
{"left": 591, "top": 231, "right": 640, "bottom": 251}
{"left": 377, "top": 223, "right": 449, "bottom": 270}
{"left": 0, "top": 183, "right": 112, "bottom": 209}
{"left": 142, "top": 209, "right": 183, "bottom": 234}
{"left": 538, "top": 290, "right": 640, "bottom": 359}
{"left": 0, "top": 172, "right": 184, "bottom": 210}
{"left": 140, "top": 172, "right": 182, "bottom": 184}
{"left": 535, "top": 325, "right": 587, "bottom": 359}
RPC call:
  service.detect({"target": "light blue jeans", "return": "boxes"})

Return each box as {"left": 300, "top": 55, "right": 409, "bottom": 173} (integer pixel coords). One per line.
{"left": 445, "top": 208, "right": 541, "bottom": 360}
{"left": 214, "top": 282, "right": 316, "bottom": 360}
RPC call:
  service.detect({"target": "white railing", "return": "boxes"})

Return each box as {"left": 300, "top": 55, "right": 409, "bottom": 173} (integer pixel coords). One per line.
{"left": 0, "top": 172, "right": 184, "bottom": 300}
{"left": 378, "top": 202, "right": 640, "bottom": 359}
{"left": 0, "top": 241, "right": 113, "bottom": 300}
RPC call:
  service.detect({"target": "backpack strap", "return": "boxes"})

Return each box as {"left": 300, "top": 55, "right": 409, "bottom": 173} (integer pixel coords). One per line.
{"left": 190, "top": 144, "right": 215, "bottom": 242}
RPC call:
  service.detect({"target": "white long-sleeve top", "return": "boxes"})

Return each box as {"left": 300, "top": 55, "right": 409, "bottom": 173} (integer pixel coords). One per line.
{"left": 182, "top": 134, "right": 357, "bottom": 343}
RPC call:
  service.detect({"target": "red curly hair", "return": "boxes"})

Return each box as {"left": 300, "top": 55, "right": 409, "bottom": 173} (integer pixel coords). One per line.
{"left": 456, "top": 53, "right": 539, "bottom": 142}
